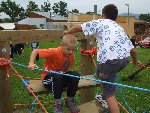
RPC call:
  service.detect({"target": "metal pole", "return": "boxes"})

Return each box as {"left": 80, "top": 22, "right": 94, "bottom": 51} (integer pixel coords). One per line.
{"left": 125, "top": 4, "right": 130, "bottom": 35}
{"left": 128, "top": 5, "right": 129, "bottom": 34}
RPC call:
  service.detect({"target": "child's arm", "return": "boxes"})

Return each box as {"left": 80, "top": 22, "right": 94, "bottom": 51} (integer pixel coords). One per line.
{"left": 64, "top": 25, "right": 82, "bottom": 35}
{"left": 130, "top": 48, "right": 138, "bottom": 65}
{"left": 28, "top": 49, "right": 39, "bottom": 70}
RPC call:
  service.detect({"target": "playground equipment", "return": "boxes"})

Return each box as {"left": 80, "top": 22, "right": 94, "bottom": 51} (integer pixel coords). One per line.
{"left": 0, "top": 30, "right": 149, "bottom": 113}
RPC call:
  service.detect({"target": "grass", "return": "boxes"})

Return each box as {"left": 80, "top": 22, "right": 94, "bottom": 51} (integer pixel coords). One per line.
{"left": 11, "top": 42, "right": 150, "bottom": 113}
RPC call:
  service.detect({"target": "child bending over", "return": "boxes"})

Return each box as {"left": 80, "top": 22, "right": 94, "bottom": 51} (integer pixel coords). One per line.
{"left": 28, "top": 34, "right": 80, "bottom": 113}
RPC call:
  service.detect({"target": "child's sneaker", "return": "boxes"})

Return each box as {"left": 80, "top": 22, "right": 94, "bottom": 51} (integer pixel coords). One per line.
{"left": 53, "top": 102, "right": 64, "bottom": 113}
{"left": 95, "top": 94, "right": 108, "bottom": 109}
{"left": 65, "top": 98, "right": 80, "bottom": 113}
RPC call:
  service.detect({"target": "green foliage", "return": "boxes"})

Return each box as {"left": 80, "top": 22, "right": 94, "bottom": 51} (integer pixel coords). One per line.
{"left": 86, "top": 11, "right": 94, "bottom": 14}
{"left": 26, "top": 1, "right": 40, "bottom": 15}
{"left": 41, "top": 2, "right": 51, "bottom": 12}
{"left": 0, "top": 0, "right": 26, "bottom": 22}
{"left": 0, "top": 19, "right": 2, "bottom": 23}
{"left": 71, "top": 9, "right": 79, "bottom": 13}
{"left": 0, "top": 0, "right": 69, "bottom": 23}
{"left": 40, "top": 24, "right": 44, "bottom": 29}
{"left": 2, "top": 18, "right": 12, "bottom": 23}
{"left": 11, "top": 42, "right": 150, "bottom": 112}
{"left": 52, "top": 1, "right": 68, "bottom": 17}
{"left": 116, "top": 48, "right": 150, "bottom": 113}
{"left": 139, "top": 13, "right": 150, "bottom": 23}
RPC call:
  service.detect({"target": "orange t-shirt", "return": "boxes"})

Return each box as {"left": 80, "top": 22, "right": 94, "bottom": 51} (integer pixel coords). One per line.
{"left": 39, "top": 47, "right": 74, "bottom": 80}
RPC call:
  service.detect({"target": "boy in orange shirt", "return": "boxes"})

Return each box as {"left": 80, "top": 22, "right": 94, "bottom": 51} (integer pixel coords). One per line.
{"left": 28, "top": 34, "right": 80, "bottom": 113}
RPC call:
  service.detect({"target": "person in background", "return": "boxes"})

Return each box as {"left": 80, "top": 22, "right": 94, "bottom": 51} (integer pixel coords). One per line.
{"left": 15, "top": 43, "right": 24, "bottom": 58}
{"left": 30, "top": 42, "right": 39, "bottom": 51}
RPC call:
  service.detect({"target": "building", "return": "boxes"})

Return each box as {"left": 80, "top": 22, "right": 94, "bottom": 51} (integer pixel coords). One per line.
{"left": 67, "top": 13, "right": 136, "bottom": 37}
{"left": 59, "top": 13, "right": 149, "bottom": 42}
{"left": 17, "top": 11, "right": 67, "bottom": 29}
{"left": 0, "top": 23, "right": 15, "bottom": 30}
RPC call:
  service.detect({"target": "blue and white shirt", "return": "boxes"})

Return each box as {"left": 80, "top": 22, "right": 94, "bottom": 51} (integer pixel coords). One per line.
{"left": 81, "top": 19, "right": 134, "bottom": 64}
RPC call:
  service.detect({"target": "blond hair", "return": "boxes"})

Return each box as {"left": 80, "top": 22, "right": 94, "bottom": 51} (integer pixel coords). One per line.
{"left": 61, "top": 34, "right": 78, "bottom": 47}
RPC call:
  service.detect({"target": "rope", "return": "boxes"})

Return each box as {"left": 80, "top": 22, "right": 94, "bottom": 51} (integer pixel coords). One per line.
{"left": 0, "top": 58, "right": 10, "bottom": 77}
{"left": 30, "top": 95, "right": 39, "bottom": 113}
{"left": 73, "top": 63, "right": 84, "bottom": 71}
{"left": 10, "top": 65, "right": 49, "bottom": 113}
{"left": 117, "top": 77, "right": 136, "bottom": 113}
{"left": 1, "top": 59, "right": 149, "bottom": 112}
{"left": 14, "top": 101, "right": 53, "bottom": 107}
{"left": 80, "top": 47, "right": 97, "bottom": 67}
{"left": 11, "top": 74, "right": 41, "bottom": 80}
{"left": 0, "top": 58, "right": 10, "bottom": 66}
{"left": 80, "top": 53, "right": 129, "bottom": 112}
{"left": 80, "top": 48, "right": 150, "bottom": 71}
{"left": 11, "top": 61, "right": 150, "bottom": 92}
{"left": 117, "top": 102, "right": 129, "bottom": 113}
{"left": 118, "top": 76, "right": 150, "bottom": 113}
{"left": 80, "top": 47, "right": 97, "bottom": 56}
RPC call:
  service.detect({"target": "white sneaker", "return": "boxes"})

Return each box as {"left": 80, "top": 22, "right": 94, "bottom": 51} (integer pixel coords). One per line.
{"left": 95, "top": 94, "right": 108, "bottom": 109}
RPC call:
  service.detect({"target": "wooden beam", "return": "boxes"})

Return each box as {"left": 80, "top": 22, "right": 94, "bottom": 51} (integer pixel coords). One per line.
{"left": 66, "top": 100, "right": 105, "bottom": 113}
{"left": 53, "top": 22, "right": 83, "bottom": 26}
{"left": 0, "top": 30, "right": 85, "bottom": 43}
{"left": 27, "top": 76, "right": 100, "bottom": 95}
{"left": 0, "top": 41, "right": 12, "bottom": 113}
{"left": 128, "top": 61, "right": 150, "bottom": 79}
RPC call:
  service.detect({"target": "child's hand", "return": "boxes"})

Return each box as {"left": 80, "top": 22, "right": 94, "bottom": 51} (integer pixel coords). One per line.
{"left": 28, "top": 63, "right": 39, "bottom": 71}
{"left": 28, "top": 63, "right": 34, "bottom": 71}
{"left": 63, "top": 31, "right": 68, "bottom": 35}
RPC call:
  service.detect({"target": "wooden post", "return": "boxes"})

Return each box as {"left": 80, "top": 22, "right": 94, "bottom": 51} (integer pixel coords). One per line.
{"left": 80, "top": 37, "right": 96, "bottom": 104}
{"left": 0, "top": 41, "right": 12, "bottom": 113}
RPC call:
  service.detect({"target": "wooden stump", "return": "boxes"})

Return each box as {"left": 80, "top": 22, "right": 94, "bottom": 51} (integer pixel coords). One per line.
{"left": 66, "top": 100, "right": 106, "bottom": 113}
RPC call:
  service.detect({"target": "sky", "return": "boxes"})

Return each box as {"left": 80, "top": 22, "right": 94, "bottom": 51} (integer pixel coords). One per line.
{"left": 0, "top": 0, "right": 150, "bottom": 15}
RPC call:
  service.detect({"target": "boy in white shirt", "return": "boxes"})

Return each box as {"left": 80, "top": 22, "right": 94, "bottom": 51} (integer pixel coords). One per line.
{"left": 64, "top": 4, "right": 140, "bottom": 113}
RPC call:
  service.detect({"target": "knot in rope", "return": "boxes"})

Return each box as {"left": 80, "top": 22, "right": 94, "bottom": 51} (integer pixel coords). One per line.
{"left": 0, "top": 58, "right": 10, "bottom": 67}
{"left": 80, "top": 47, "right": 97, "bottom": 56}
{"left": 0, "top": 58, "right": 10, "bottom": 77}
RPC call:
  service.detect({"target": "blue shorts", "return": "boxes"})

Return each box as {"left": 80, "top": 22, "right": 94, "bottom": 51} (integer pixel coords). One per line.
{"left": 96, "top": 57, "right": 130, "bottom": 99}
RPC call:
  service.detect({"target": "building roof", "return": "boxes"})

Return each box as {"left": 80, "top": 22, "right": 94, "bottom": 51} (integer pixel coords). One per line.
{"left": 32, "top": 11, "right": 67, "bottom": 21}
{"left": 0, "top": 23, "right": 15, "bottom": 29}
{"left": 17, "top": 17, "right": 30, "bottom": 24}
{"left": 17, "top": 17, "right": 46, "bottom": 25}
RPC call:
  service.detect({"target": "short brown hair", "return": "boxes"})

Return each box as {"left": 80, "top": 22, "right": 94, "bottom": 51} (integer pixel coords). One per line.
{"left": 62, "top": 34, "right": 78, "bottom": 48}
{"left": 102, "top": 4, "right": 118, "bottom": 21}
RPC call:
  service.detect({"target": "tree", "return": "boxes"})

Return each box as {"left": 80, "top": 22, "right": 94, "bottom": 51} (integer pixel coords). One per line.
{"left": 0, "top": 19, "right": 3, "bottom": 23}
{"left": 2, "top": 18, "right": 12, "bottom": 23}
{"left": 0, "top": 0, "right": 25, "bottom": 22}
{"left": 52, "top": 1, "right": 68, "bottom": 17}
{"left": 71, "top": 9, "right": 79, "bottom": 13}
{"left": 41, "top": 1, "right": 51, "bottom": 12}
{"left": 139, "top": 13, "right": 150, "bottom": 23}
{"left": 86, "top": 11, "right": 94, "bottom": 14}
{"left": 26, "top": 1, "right": 40, "bottom": 15}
